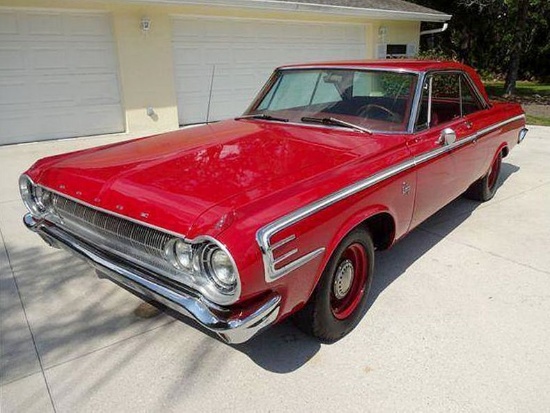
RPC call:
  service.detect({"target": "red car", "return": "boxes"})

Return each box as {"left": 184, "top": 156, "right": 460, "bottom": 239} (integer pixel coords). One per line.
{"left": 21, "top": 60, "right": 527, "bottom": 344}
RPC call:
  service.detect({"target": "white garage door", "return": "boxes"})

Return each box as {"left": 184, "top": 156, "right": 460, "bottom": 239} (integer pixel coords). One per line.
{"left": 172, "top": 17, "right": 367, "bottom": 125}
{"left": 0, "top": 10, "right": 124, "bottom": 145}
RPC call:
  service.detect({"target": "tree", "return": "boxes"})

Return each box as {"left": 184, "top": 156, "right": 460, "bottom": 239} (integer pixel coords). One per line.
{"left": 409, "top": 0, "right": 550, "bottom": 93}
{"left": 504, "top": 0, "right": 530, "bottom": 94}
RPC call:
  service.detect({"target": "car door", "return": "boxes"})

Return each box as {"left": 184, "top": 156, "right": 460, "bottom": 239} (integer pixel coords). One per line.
{"left": 407, "top": 71, "right": 481, "bottom": 229}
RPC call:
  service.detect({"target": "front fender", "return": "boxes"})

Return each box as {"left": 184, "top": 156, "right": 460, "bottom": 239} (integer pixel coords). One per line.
{"left": 316, "top": 205, "right": 395, "bottom": 281}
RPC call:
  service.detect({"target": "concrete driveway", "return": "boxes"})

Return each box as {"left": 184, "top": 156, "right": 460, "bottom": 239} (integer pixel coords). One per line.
{"left": 1, "top": 127, "right": 549, "bottom": 412}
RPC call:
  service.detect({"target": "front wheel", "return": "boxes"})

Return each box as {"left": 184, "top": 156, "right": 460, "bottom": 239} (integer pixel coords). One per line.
{"left": 464, "top": 151, "right": 503, "bottom": 202}
{"left": 293, "top": 228, "right": 374, "bottom": 343}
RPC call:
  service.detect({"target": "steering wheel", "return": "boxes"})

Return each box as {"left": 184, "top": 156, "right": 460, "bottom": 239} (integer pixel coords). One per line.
{"left": 358, "top": 104, "right": 401, "bottom": 123}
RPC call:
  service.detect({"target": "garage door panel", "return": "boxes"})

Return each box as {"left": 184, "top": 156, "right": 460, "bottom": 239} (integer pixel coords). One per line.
{"left": 0, "top": 47, "right": 25, "bottom": 70}
{"left": 68, "top": 14, "right": 113, "bottom": 37}
{"left": 0, "top": 80, "right": 29, "bottom": 105}
{"left": 31, "top": 47, "right": 67, "bottom": 70}
{"left": 0, "top": 11, "right": 18, "bottom": 34}
{"left": 0, "top": 10, "right": 124, "bottom": 145}
{"left": 33, "top": 78, "right": 74, "bottom": 103}
{"left": 27, "top": 12, "right": 64, "bottom": 36}
{"left": 173, "top": 17, "right": 367, "bottom": 125}
{"left": 78, "top": 74, "right": 121, "bottom": 104}
{"left": 73, "top": 44, "right": 118, "bottom": 70}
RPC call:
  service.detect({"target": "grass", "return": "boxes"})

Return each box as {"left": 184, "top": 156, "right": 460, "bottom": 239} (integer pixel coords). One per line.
{"left": 526, "top": 114, "right": 550, "bottom": 126}
{"left": 484, "top": 80, "right": 550, "bottom": 97}
{"left": 483, "top": 80, "right": 550, "bottom": 126}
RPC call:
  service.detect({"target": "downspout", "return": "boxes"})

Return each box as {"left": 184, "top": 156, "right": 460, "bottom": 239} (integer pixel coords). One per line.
{"left": 420, "top": 22, "right": 449, "bottom": 36}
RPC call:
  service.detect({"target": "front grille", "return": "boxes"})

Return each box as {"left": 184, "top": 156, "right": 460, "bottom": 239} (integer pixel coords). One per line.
{"left": 47, "top": 192, "right": 182, "bottom": 279}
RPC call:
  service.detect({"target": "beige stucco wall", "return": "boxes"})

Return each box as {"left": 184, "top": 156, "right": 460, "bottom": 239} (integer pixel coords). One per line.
{"left": 0, "top": 0, "right": 421, "bottom": 136}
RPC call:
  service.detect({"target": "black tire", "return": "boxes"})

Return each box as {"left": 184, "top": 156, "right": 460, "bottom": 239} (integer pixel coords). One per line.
{"left": 293, "top": 228, "right": 374, "bottom": 343}
{"left": 464, "top": 151, "right": 503, "bottom": 202}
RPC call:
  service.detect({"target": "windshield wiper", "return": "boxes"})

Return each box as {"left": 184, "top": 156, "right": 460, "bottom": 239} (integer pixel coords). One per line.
{"left": 301, "top": 116, "right": 373, "bottom": 134}
{"left": 235, "top": 114, "right": 289, "bottom": 122}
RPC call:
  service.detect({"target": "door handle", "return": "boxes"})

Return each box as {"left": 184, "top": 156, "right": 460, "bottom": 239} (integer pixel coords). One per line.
{"left": 464, "top": 121, "right": 473, "bottom": 129}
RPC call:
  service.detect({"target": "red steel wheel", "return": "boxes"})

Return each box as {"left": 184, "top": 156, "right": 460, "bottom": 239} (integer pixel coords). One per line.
{"left": 293, "top": 228, "right": 375, "bottom": 343}
{"left": 330, "top": 243, "right": 368, "bottom": 320}
{"left": 464, "top": 150, "right": 504, "bottom": 202}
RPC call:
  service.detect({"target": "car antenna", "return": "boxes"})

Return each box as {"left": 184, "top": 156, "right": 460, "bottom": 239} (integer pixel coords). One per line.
{"left": 206, "top": 64, "right": 215, "bottom": 124}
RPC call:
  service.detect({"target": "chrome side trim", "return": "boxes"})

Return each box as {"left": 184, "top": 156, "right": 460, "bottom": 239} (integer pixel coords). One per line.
{"left": 257, "top": 114, "right": 525, "bottom": 282}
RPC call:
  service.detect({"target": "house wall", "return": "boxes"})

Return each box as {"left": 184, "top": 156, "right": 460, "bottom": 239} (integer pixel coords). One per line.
{"left": 0, "top": 0, "right": 421, "bottom": 136}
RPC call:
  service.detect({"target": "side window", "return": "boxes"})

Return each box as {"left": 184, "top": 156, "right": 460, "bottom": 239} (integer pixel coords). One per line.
{"left": 461, "top": 75, "right": 484, "bottom": 116}
{"left": 415, "top": 72, "right": 463, "bottom": 130}
{"left": 431, "top": 73, "right": 461, "bottom": 123}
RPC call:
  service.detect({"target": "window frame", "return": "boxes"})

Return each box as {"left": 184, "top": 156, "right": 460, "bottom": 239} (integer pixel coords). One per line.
{"left": 413, "top": 70, "right": 489, "bottom": 132}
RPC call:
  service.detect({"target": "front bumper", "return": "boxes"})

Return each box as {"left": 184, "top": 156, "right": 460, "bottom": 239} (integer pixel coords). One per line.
{"left": 24, "top": 213, "right": 280, "bottom": 344}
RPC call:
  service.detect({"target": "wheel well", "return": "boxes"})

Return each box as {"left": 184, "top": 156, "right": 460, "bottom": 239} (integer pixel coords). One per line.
{"left": 501, "top": 146, "right": 509, "bottom": 158}
{"left": 360, "top": 213, "right": 395, "bottom": 251}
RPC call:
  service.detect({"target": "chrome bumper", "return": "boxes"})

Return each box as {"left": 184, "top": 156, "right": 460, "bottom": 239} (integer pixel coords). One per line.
{"left": 24, "top": 213, "right": 280, "bottom": 344}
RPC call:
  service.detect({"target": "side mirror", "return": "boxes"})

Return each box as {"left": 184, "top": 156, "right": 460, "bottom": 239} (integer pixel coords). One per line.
{"left": 439, "top": 128, "right": 456, "bottom": 146}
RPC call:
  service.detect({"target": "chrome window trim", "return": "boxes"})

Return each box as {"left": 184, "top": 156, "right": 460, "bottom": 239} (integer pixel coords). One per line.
{"left": 257, "top": 114, "right": 525, "bottom": 282}
{"left": 278, "top": 66, "right": 422, "bottom": 75}
{"left": 461, "top": 72, "right": 491, "bottom": 109}
{"left": 407, "top": 71, "right": 427, "bottom": 133}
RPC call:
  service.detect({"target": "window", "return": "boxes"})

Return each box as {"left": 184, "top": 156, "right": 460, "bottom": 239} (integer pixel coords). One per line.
{"left": 415, "top": 72, "right": 485, "bottom": 130}
{"left": 249, "top": 69, "right": 418, "bottom": 133}
{"left": 461, "top": 75, "right": 484, "bottom": 115}
{"left": 353, "top": 72, "right": 415, "bottom": 99}
{"left": 257, "top": 71, "right": 343, "bottom": 112}
{"left": 376, "top": 43, "right": 417, "bottom": 59}
{"left": 386, "top": 44, "right": 407, "bottom": 56}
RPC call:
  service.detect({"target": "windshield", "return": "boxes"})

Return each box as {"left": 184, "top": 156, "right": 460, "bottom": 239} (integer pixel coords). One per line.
{"left": 245, "top": 69, "right": 418, "bottom": 133}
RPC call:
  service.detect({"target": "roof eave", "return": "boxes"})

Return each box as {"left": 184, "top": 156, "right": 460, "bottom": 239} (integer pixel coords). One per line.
{"left": 121, "top": 0, "right": 452, "bottom": 22}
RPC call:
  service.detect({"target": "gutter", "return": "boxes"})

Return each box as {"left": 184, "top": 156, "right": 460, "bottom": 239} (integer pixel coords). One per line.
{"left": 420, "top": 22, "right": 449, "bottom": 36}
{"left": 119, "top": 0, "right": 452, "bottom": 22}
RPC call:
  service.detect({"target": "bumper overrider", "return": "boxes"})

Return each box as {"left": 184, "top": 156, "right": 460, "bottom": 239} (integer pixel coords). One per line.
{"left": 24, "top": 213, "right": 280, "bottom": 344}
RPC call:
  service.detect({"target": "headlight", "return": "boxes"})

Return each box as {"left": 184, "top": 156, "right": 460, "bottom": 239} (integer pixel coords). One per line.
{"left": 19, "top": 174, "right": 49, "bottom": 217}
{"left": 163, "top": 237, "right": 240, "bottom": 304}
{"left": 164, "top": 239, "right": 194, "bottom": 271}
{"left": 206, "top": 248, "right": 237, "bottom": 291}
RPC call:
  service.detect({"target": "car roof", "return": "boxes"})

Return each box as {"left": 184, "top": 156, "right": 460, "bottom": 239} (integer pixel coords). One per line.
{"left": 278, "top": 59, "right": 468, "bottom": 73}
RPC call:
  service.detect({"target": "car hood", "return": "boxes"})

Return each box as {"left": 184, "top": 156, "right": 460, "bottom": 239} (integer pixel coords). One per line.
{"left": 30, "top": 120, "right": 391, "bottom": 237}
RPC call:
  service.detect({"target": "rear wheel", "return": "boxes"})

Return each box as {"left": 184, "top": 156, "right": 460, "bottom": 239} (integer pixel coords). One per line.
{"left": 293, "top": 228, "right": 374, "bottom": 343}
{"left": 464, "top": 151, "right": 503, "bottom": 202}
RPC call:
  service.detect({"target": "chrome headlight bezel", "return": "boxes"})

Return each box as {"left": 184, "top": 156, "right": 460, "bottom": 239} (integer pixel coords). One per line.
{"left": 163, "top": 236, "right": 241, "bottom": 305}
{"left": 19, "top": 174, "right": 50, "bottom": 217}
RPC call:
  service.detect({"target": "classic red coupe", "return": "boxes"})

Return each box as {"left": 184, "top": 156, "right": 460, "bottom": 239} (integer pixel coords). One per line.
{"left": 21, "top": 60, "right": 527, "bottom": 344}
